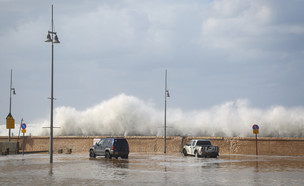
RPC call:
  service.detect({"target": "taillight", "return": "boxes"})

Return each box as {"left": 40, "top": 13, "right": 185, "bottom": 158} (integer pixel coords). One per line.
{"left": 112, "top": 146, "right": 114, "bottom": 150}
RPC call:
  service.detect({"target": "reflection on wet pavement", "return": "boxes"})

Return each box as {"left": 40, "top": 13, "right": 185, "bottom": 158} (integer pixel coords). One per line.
{"left": 0, "top": 153, "right": 303, "bottom": 185}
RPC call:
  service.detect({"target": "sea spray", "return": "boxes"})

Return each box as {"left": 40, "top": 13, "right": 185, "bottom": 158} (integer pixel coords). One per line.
{"left": 53, "top": 94, "right": 161, "bottom": 136}
{"left": 2, "top": 94, "right": 304, "bottom": 137}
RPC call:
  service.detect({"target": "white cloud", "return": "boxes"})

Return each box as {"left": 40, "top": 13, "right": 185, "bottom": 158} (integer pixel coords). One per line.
{"left": 200, "top": 1, "right": 275, "bottom": 51}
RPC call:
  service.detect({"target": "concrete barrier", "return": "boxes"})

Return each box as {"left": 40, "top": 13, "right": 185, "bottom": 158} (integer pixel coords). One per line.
{"left": 1, "top": 136, "right": 304, "bottom": 156}
{"left": 0, "top": 142, "right": 19, "bottom": 155}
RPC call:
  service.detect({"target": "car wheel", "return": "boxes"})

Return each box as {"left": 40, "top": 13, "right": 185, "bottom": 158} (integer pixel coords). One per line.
{"left": 89, "top": 150, "right": 96, "bottom": 158}
{"left": 183, "top": 149, "right": 188, "bottom": 156}
{"left": 123, "top": 155, "right": 128, "bottom": 159}
{"left": 105, "top": 151, "right": 112, "bottom": 159}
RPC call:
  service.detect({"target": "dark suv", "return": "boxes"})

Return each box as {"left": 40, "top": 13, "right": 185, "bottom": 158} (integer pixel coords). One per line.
{"left": 89, "top": 137, "right": 129, "bottom": 159}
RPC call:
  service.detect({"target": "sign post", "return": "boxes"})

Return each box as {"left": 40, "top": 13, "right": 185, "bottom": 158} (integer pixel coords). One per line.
{"left": 21, "top": 123, "right": 27, "bottom": 155}
{"left": 17, "top": 118, "right": 23, "bottom": 143}
{"left": 252, "top": 124, "right": 259, "bottom": 155}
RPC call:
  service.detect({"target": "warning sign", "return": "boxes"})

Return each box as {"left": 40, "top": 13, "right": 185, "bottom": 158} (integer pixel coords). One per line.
{"left": 6, "top": 113, "right": 15, "bottom": 129}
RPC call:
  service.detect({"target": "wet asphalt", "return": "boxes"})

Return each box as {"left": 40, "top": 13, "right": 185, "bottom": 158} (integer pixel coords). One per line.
{"left": 0, "top": 152, "right": 303, "bottom": 185}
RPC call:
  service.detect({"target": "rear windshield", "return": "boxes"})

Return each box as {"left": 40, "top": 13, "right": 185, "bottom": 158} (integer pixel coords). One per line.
{"left": 114, "top": 139, "right": 128, "bottom": 146}
{"left": 196, "top": 141, "right": 211, "bottom": 146}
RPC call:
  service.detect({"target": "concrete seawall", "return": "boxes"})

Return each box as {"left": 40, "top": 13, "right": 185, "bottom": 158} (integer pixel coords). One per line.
{"left": 1, "top": 136, "right": 304, "bottom": 156}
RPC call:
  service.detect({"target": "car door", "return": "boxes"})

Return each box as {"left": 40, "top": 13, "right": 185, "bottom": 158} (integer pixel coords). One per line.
{"left": 95, "top": 139, "right": 104, "bottom": 155}
{"left": 190, "top": 140, "right": 196, "bottom": 155}
{"left": 100, "top": 139, "right": 109, "bottom": 156}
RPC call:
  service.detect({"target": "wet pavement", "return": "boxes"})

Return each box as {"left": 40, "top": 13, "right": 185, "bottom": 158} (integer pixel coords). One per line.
{"left": 0, "top": 152, "right": 303, "bottom": 185}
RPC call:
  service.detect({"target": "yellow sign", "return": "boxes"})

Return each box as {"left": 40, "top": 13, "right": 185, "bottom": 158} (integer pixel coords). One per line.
{"left": 22, "top": 129, "right": 26, "bottom": 133}
{"left": 253, "top": 129, "right": 259, "bottom": 134}
{"left": 6, "top": 114, "right": 15, "bottom": 129}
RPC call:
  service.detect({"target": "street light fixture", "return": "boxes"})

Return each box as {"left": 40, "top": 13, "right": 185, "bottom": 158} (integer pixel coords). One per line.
{"left": 45, "top": 4, "right": 60, "bottom": 163}
{"left": 45, "top": 32, "right": 60, "bottom": 43}
{"left": 164, "top": 69, "right": 170, "bottom": 153}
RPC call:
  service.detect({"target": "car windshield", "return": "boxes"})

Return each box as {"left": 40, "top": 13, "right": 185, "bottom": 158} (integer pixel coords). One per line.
{"left": 196, "top": 141, "right": 211, "bottom": 146}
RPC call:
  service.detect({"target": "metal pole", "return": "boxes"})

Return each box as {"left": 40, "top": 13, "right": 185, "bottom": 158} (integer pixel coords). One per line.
{"left": 9, "top": 69, "right": 12, "bottom": 114}
{"left": 256, "top": 133, "right": 258, "bottom": 156}
{"left": 50, "top": 4, "right": 54, "bottom": 164}
{"left": 22, "top": 132, "right": 25, "bottom": 155}
{"left": 17, "top": 118, "right": 23, "bottom": 143}
{"left": 164, "top": 69, "right": 167, "bottom": 154}
{"left": 8, "top": 69, "right": 12, "bottom": 142}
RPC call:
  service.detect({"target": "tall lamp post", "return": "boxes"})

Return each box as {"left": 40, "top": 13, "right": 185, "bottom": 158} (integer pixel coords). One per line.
{"left": 45, "top": 4, "right": 60, "bottom": 163}
{"left": 8, "top": 69, "right": 16, "bottom": 142}
{"left": 164, "top": 69, "right": 170, "bottom": 153}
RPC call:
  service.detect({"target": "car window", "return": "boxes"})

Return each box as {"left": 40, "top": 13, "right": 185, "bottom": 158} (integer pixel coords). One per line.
{"left": 98, "top": 139, "right": 104, "bottom": 145}
{"left": 115, "top": 139, "right": 127, "bottom": 145}
{"left": 196, "top": 141, "right": 211, "bottom": 146}
{"left": 103, "top": 139, "right": 109, "bottom": 146}
{"left": 191, "top": 141, "right": 196, "bottom": 146}
{"left": 107, "top": 139, "right": 113, "bottom": 146}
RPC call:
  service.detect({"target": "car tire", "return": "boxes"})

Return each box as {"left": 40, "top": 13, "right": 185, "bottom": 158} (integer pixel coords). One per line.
{"left": 183, "top": 149, "right": 188, "bottom": 156}
{"left": 123, "top": 155, "right": 128, "bottom": 159}
{"left": 89, "top": 150, "right": 96, "bottom": 158}
{"left": 105, "top": 151, "right": 112, "bottom": 159}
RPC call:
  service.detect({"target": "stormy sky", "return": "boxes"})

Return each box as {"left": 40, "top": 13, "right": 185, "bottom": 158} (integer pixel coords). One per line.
{"left": 0, "top": 0, "right": 304, "bottom": 136}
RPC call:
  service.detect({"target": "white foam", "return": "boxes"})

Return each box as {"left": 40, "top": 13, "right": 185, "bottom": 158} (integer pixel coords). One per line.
{"left": 1, "top": 94, "right": 303, "bottom": 137}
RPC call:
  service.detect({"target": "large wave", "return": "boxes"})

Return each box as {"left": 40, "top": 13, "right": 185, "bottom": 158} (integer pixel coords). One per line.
{"left": 35, "top": 94, "right": 304, "bottom": 137}
{"left": 2, "top": 94, "right": 303, "bottom": 137}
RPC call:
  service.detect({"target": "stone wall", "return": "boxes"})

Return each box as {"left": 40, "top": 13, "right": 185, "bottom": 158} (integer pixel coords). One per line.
{"left": 1, "top": 136, "right": 304, "bottom": 156}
